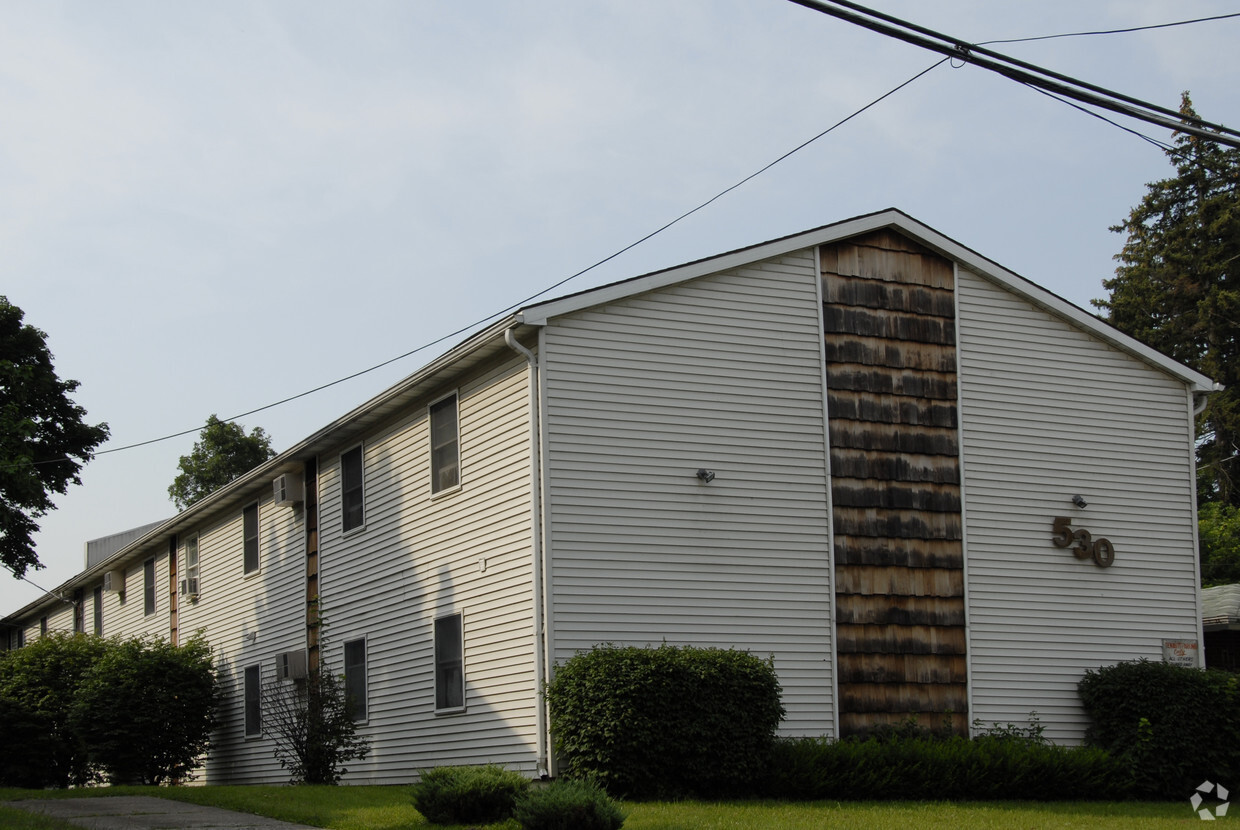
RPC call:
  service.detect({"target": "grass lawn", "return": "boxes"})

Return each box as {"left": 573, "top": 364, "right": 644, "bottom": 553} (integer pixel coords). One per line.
{"left": 0, "top": 786, "right": 1212, "bottom": 829}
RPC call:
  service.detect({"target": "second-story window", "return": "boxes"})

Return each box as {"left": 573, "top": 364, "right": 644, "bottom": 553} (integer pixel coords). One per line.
{"left": 243, "top": 504, "right": 259, "bottom": 574}
{"left": 143, "top": 558, "right": 156, "bottom": 616}
{"left": 341, "top": 446, "right": 364, "bottom": 532}
{"left": 430, "top": 394, "right": 459, "bottom": 494}
{"left": 184, "top": 535, "right": 200, "bottom": 596}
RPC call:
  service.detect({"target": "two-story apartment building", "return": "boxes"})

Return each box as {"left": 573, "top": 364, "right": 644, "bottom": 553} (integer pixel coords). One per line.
{"left": 2, "top": 209, "right": 1214, "bottom": 784}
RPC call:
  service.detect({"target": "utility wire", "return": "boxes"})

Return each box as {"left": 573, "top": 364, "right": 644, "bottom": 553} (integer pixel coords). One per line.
{"left": 981, "top": 12, "right": 1240, "bottom": 46}
{"left": 785, "top": 0, "right": 1240, "bottom": 149}
{"left": 13, "top": 8, "right": 1236, "bottom": 466}
{"left": 76, "top": 58, "right": 948, "bottom": 461}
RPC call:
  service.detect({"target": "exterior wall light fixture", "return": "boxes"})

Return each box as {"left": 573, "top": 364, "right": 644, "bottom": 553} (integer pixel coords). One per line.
{"left": 696, "top": 469, "right": 716, "bottom": 483}
{"left": 1072, "top": 494, "right": 1088, "bottom": 508}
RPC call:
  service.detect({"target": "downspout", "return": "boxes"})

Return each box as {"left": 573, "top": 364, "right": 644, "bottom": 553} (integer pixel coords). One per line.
{"left": 505, "top": 326, "right": 549, "bottom": 778}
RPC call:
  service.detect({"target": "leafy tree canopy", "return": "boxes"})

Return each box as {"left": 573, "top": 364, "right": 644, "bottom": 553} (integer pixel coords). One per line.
{"left": 1199, "top": 501, "right": 1240, "bottom": 587}
{"left": 169, "top": 414, "right": 276, "bottom": 510}
{"left": 0, "top": 297, "right": 109, "bottom": 577}
{"left": 1093, "top": 93, "right": 1240, "bottom": 505}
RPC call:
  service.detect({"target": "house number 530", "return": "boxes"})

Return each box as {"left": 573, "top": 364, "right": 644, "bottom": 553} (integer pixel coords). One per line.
{"left": 1052, "top": 517, "right": 1115, "bottom": 568}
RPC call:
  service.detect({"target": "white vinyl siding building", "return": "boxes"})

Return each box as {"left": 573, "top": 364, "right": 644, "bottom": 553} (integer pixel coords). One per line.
{"left": 1, "top": 209, "right": 1214, "bottom": 780}
{"left": 955, "top": 265, "right": 1202, "bottom": 742}
{"left": 539, "top": 252, "right": 837, "bottom": 737}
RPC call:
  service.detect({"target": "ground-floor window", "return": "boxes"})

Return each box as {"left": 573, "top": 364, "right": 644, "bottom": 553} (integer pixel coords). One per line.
{"left": 343, "top": 638, "right": 368, "bottom": 722}
{"left": 244, "top": 665, "right": 261, "bottom": 736}
{"left": 434, "top": 613, "right": 464, "bottom": 711}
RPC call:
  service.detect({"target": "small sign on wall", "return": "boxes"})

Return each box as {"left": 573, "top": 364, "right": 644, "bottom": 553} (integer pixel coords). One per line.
{"left": 1162, "top": 639, "right": 1200, "bottom": 668}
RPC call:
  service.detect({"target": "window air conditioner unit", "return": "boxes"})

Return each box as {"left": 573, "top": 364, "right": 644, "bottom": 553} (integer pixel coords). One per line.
{"left": 179, "top": 577, "right": 199, "bottom": 596}
{"left": 277, "top": 649, "right": 309, "bottom": 680}
{"left": 102, "top": 570, "right": 125, "bottom": 593}
{"left": 273, "top": 472, "right": 305, "bottom": 506}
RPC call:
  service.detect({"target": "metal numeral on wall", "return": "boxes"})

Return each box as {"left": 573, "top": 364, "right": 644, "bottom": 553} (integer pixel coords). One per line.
{"left": 1052, "top": 517, "right": 1115, "bottom": 568}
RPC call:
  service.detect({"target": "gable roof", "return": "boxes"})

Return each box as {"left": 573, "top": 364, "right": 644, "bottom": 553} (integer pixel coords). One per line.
{"left": 3, "top": 208, "right": 1216, "bottom": 623}
{"left": 519, "top": 208, "right": 1216, "bottom": 394}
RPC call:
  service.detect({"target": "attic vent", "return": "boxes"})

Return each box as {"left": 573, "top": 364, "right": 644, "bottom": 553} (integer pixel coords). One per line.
{"left": 273, "top": 472, "right": 305, "bottom": 507}
{"left": 277, "top": 649, "right": 308, "bottom": 680}
{"left": 102, "top": 570, "right": 125, "bottom": 593}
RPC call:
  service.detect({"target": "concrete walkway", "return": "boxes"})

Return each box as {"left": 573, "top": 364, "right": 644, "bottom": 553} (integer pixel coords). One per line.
{"left": 8, "top": 796, "right": 323, "bottom": 830}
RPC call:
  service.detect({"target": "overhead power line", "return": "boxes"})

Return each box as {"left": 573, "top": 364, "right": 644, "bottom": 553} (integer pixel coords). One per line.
{"left": 982, "top": 12, "right": 1240, "bottom": 46}
{"left": 785, "top": 0, "right": 1240, "bottom": 149}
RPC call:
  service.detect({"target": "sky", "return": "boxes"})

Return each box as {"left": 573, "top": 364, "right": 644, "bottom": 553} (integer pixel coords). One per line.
{"left": 2, "top": 0, "right": 1239, "bottom": 616}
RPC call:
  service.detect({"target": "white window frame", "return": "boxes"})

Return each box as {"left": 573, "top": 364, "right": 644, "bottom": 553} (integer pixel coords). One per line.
{"left": 184, "top": 534, "right": 200, "bottom": 597}
{"left": 343, "top": 637, "right": 368, "bottom": 723}
{"left": 243, "top": 504, "right": 260, "bottom": 575}
{"left": 341, "top": 444, "right": 365, "bottom": 533}
{"left": 244, "top": 664, "right": 262, "bottom": 737}
{"left": 143, "top": 557, "right": 157, "bottom": 616}
{"left": 434, "top": 612, "right": 466, "bottom": 713}
{"left": 429, "top": 392, "right": 461, "bottom": 496}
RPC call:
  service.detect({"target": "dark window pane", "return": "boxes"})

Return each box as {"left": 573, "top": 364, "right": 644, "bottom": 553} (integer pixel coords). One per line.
{"left": 344, "top": 639, "right": 367, "bottom": 721}
{"left": 430, "top": 396, "right": 459, "bottom": 493}
{"left": 93, "top": 586, "right": 103, "bottom": 635}
{"left": 143, "top": 559, "right": 156, "bottom": 616}
{"left": 341, "top": 446, "right": 364, "bottom": 531}
{"left": 243, "top": 504, "right": 259, "bottom": 574}
{"left": 435, "top": 614, "right": 464, "bottom": 710}
{"left": 244, "top": 665, "right": 261, "bottom": 736}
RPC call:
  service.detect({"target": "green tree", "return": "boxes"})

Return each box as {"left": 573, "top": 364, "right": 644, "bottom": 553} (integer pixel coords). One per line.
{"left": 1093, "top": 93, "right": 1240, "bottom": 505}
{"left": 69, "top": 634, "right": 219, "bottom": 784}
{"left": 169, "top": 414, "right": 276, "bottom": 510}
{"left": 1198, "top": 501, "right": 1240, "bottom": 586}
{"left": 0, "top": 297, "right": 109, "bottom": 577}
{"left": 0, "top": 632, "right": 112, "bottom": 787}
{"left": 261, "top": 661, "right": 370, "bottom": 784}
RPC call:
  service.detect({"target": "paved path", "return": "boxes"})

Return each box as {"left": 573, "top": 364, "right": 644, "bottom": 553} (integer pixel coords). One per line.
{"left": 8, "top": 796, "right": 323, "bottom": 830}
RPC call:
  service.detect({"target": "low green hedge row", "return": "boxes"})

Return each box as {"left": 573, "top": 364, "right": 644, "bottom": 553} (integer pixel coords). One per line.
{"left": 762, "top": 732, "right": 1127, "bottom": 801}
{"left": 410, "top": 765, "right": 624, "bottom": 829}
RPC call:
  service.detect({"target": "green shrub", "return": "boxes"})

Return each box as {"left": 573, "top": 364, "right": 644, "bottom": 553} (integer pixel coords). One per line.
{"left": 1078, "top": 658, "right": 1240, "bottom": 798}
{"left": 0, "top": 694, "right": 58, "bottom": 788}
{"left": 514, "top": 779, "right": 625, "bottom": 830}
{"left": 69, "top": 634, "right": 219, "bottom": 784}
{"left": 410, "top": 764, "right": 530, "bottom": 824}
{"left": 545, "top": 643, "right": 784, "bottom": 799}
{"left": 763, "top": 731, "right": 1128, "bottom": 801}
{"left": 0, "top": 632, "right": 112, "bottom": 787}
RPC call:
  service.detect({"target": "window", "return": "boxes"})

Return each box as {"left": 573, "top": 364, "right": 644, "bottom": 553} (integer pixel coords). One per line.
{"left": 73, "top": 588, "right": 84, "bottom": 633}
{"left": 430, "top": 394, "right": 459, "bottom": 494}
{"left": 143, "top": 558, "right": 156, "bottom": 616}
{"left": 39, "top": 616, "right": 48, "bottom": 637}
{"left": 93, "top": 586, "right": 103, "bottom": 636}
{"left": 244, "top": 665, "right": 261, "bottom": 736}
{"left": 341, "top": 446, "right": 364, "bottom": 532}
{"left": 343, "top": 638, "right": 368, "bottom": 722}
{"left": 434, "top": 613, "right": 465, "bottom": 711}
{"left": 184, "top": 535, "right": 200, "bottom": 596}
{"left": 243, "top": 504, "right": 259, "bottom": 574}
{"left": 17, "top": 628, "right": 24, "bottom": 648}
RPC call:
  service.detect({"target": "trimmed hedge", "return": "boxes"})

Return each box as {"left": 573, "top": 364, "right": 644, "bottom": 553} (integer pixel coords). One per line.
{"left": 762, "top": 732, "right": 1128, "bottom": 801}
{"left": 1078, "top": 659, "right": 1240, "bottom": 798}
{"left": 410, "top": 764, "right": 529, "bottom": 825}
{"left": 545, "top": 644, "right": 784, "bottom": 799}
{"left": 514, "top": 779, "right": 626, "bottom": 830}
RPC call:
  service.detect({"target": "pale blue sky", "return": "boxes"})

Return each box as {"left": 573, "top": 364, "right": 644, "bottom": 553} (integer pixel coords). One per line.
{"left": 3, "top": 0, "right": 1238, "bottom": 613}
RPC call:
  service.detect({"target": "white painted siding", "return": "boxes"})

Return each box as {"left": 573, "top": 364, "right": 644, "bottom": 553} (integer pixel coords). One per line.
{"left": 318, "top": 355, "right": 537, "bottom": 783}
{"left": 956, "top": 265, "right": 1200, "bottom": 743}
{"left": 186, "top": 496, "right": 307, "bottom": 783}
{"left": 542, "top": 250, "right": 835, "bottom": 736}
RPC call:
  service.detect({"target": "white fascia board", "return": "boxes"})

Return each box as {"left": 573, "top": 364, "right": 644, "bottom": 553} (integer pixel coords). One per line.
{"left": 518, "top": 208, "right": 1217, "bottom": 393}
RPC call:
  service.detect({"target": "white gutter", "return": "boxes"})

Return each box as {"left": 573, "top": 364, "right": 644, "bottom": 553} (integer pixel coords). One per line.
{"left": 504, "top": 326, "right": 550, "bottom": 778}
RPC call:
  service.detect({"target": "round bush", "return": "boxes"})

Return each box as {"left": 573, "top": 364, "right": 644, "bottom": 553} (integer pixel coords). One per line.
{"left": 410, "top": 764, "right": 530, "bottom": 824}
{"left": 545, "top": 644, "right": 784, "bottom": 799}
{"left": 514, "top": 779, "right": 625, "bottom": 830}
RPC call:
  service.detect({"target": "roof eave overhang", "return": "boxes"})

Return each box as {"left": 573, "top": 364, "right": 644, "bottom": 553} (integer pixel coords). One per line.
{"left": 2, "top": 314, "right": 526, "bottom": 625}
{"left": 518, "top": 208, "right": 1216, "bottom": 394}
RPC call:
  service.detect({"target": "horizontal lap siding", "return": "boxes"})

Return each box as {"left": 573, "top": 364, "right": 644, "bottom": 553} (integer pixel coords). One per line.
{"left": 956, "top": 266, "right": 1199, "bottom": 744}
{"left": 544, "top": 252, "right": 835, "bottom": 736}
{"left": 319, "top": 356, "right": 536, "bottom": 782}
{"left": 188, "top": 497, "right": 305, "bottom": 783}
